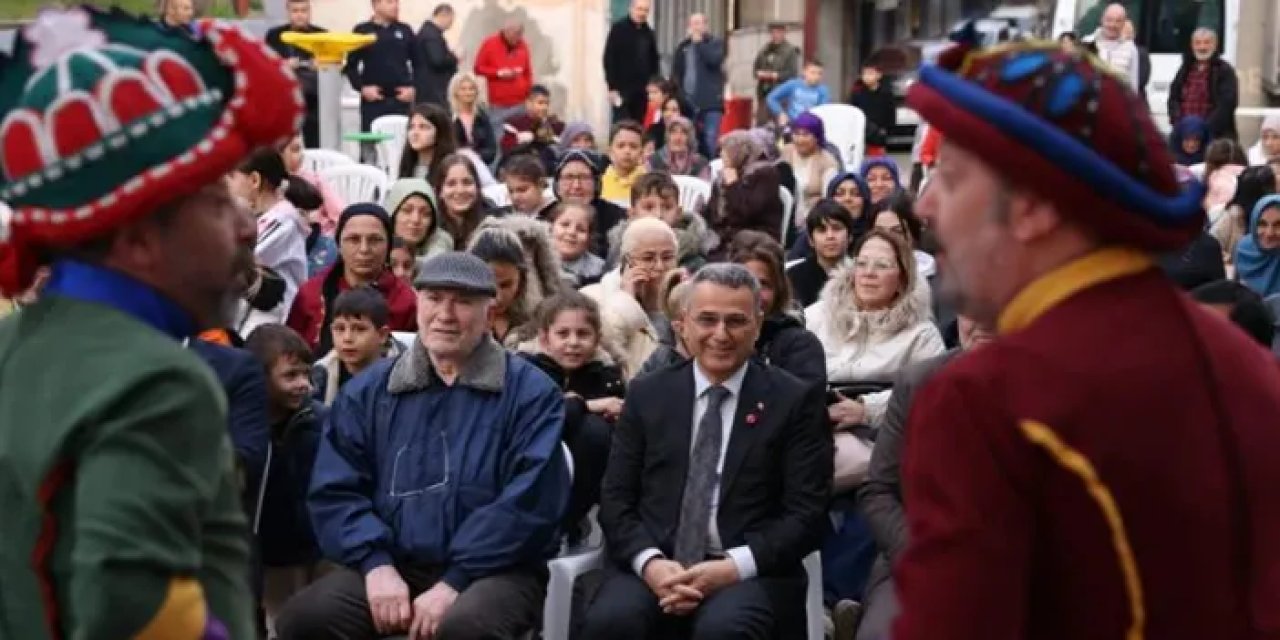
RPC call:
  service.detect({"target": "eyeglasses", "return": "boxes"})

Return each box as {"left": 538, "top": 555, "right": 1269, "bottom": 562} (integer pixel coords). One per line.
{"left": 560, "top": 173, "right": 594, "bottom": 184}
{"left": 629, "top": 252, "right": 677, "bottom": 267}
{"left": 691, "top": 312, "right": 753, "bottom": 331}
{"left": 854, "top": 258, "right": 899, "bottom": 273}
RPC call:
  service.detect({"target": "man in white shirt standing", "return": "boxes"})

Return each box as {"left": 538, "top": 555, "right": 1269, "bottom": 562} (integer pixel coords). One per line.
{"left": 1087, "top": 3, "right": 1141, "bottom": 92}
{"left": 584, "top": 264, "right": 832, "bottom": 640}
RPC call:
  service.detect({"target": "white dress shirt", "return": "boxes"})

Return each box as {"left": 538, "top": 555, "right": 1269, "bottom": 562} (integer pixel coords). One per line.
{"left": 631, "top": 361, "right": 759, "bottom": 581}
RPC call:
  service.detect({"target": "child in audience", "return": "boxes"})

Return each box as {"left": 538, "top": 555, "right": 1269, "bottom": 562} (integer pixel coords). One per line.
{"left": 389, "top": 237, "right": 417, "bottom": 286}
{"left": 242, "top": 323, "right": 327, "bottom": 636}
{"left": 500, "top": 84, "right": 565, "bottom": 152}
{"left": 549, "top": 201, "right": 606, "bottom": 286}
{"left": 637, "top": 278, "right": 694, "bottom": 375}
{"left": 517, "top": 291, "right": 625, "bottom": 544}
{"left": 499, "top": 154, "right": 549, "bottom": 216}
{"left": 608, "top": 171, "right": 709, "bottom": 270}
{"left": 600, "top": 120, "right": 647, "bottom": 202}
{"left": 311, "top": 287, "right": 400, "bottom": 405}
{"left": 765, "top": 58, "right": 830, "bottom": 126}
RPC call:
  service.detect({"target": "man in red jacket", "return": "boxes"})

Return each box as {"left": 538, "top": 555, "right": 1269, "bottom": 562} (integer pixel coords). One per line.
{"left": 474, "top": 17, "right": 533, "bottom": 150}
{"left": 893, "top": 25, "right": 1280, "bottom": 640}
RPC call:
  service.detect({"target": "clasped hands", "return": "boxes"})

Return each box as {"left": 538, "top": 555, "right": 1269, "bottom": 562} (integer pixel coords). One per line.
{"left": 642, "top": 557, "right": 740, "bottom": 616}
{"left": 365, "top": 565, "right": 458, "bottom": 639}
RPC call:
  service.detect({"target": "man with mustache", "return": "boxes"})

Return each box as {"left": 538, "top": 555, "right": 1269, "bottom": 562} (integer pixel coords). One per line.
{"left": 0, "top": 7, "right": 302, "bottom": 638}
{"left": 891, "top": 27, "right": 1280, "bottom": 640}
{"left": 1169, "top": 26, "right": 1239, "bottom": 141}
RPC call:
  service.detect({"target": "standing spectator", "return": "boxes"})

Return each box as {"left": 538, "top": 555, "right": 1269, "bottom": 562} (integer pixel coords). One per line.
{"left": 474, "top": 18, "right": 534, "bottom": 145}
{"left": 753, "top": 23, "right": 801, "bottom": 125}
{"left": 1169, "top": 27, "right": 1238, "bottom": 142}
{"left": 345, "top": 0, "right": 416, "bottom": 162}
{"left": 266, "top": 0, "right": 326, "bottom": 147}
{"left": 671, "top": 13, "right": 727, "bottom": 158}
{"left": 581, "top": 263, "right": 832, "bottom": 640}
{"left": 276, "top": 252, "right": 570, "bottom": 640}
{"left": 413, "top": 3, "right": 459, "bottom": 109}
{"left": 848, "top": 63, "right": 895, "bottom": 157}
{"left": 604, "top": 0, "right": 661, "bottom": 123}
{"left": 449, "top": 72, "right": 498, "bottom": 166}
{"left": 1121, "top": 20, "right": 1150, "bottom": 101}
{"left": 1085, "top": 3, "right": 1140, "bottom": 92}
{"left": 766, "top": 59, "right": 830, "bottom": 126}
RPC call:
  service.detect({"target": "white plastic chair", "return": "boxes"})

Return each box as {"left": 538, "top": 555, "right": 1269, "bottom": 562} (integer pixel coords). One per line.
{"left": 672, "top": 175, "right": 712, "bottom": 214}
{"left": 779, "top": 186, "right": 795, "bottom": 240}
{"left": 484, "top": 183, "right": 512, "bottom": 208}
{"left": 372, "top": 114, "right": 408, "bottom": 176}
{"left": 319, "top": 164, "right": 391, "bottom": 205}
{"left": 542, "top": 549, "right": 826, "bottom": 640}
{"left": 810, "top": 104, "right": 867, "bottom": 172}
{"left": 708, "top": 158, "right": 724, "bottom": 183}
{"left": 301, "top": 148, "right": 354, "bottom": 175}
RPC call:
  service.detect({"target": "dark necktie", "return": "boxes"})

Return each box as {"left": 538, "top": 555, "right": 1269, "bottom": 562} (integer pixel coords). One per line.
{"left": 674, "top": 385, "right": 731, "bottom": 565}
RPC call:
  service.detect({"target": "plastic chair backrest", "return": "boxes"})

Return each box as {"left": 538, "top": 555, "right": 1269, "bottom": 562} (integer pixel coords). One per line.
{"left": 302, "top": 148, "right": 354, "bottom": 175}
{"left": 319, "top": 163, "right": 391, "bottom": 205}
{"left": 672, "top": 175, "right": 712, "bottom": 214}
{"left": 810, "top": 103, "right": 867, "bottom": 172}
{"left": 708, "top": 158, "right": 724, "bottom": 183}
{"left": 372, "top": 115, "right": 408, "bottom": 176}
{"left": 779, "top": 186, "right": 794, "bottom": 239}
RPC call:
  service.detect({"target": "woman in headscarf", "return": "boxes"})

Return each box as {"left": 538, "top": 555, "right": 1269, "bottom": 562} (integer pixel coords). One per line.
{"left": 1234, "top": 194, "right": 1280, "bottom": 298}
{"left": 1170, "top": 115, "right": 1209, "bottom": 167}
{"left": 702, "top": 130, "right": 784, "bottom": 258}
{"left": 1247, "top": 113, "right": 1280, "bottom": 166}
{"left": 860, "top": 156, "right": 902, "bottom": 206}
{"left": 781, "top": 112, "right": 841, "bottom": 225}
{"left": 646, "top": 115, "right": 710, "bottom": 180}
{"left": 749, "top": 126, "right": 796, "bottom": 196}
{"left": 560, "top": 121, "right": 597, "bottom": 152}
{"left": 1213, "top": 165, "right": 1276, "bottom": 276}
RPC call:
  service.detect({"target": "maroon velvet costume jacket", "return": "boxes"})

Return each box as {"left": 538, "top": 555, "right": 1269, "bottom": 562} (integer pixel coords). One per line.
{"left": 894, "top": 248, "right": 1280, "bottom": 639}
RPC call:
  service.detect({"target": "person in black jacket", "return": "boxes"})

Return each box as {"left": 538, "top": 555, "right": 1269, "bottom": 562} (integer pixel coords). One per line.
{"left": 344, "top": 0, "right": 416, "bottom": 160}
{"left": 603, "top": 0, "right": 660, "bottom": 123}
{"left": 670, "top": 13, "right": 727, "bottom": 157}
{"left": 1168, "top": 27, "right": 1239, "bottom": 141}
{"left": 847, "top": 63, "right": 896, "bottom": 157}
{"left": 730, "top": 231, "right": 827, "bottom": 391}
{"left": 265, "top": 0, "right": 325, "bottom": 147}
{"left": 243, "top": 324, "right": 328, "bottom": 634}
{"left": 414, "top": 4, "right": 458, "bottom": 109}
{"left": 543, "top": 149, "right": 626, "bottom": 258}
{"left": 518, "top": 291, "right": 626, "bottom": 544}
{"left": 787, "top": 199, "right": 856, "bottom": 307}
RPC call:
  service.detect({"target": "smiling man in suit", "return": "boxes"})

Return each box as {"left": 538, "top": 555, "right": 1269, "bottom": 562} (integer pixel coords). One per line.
{"left": 583, "top": 263, "right": 833, "bottom": 640}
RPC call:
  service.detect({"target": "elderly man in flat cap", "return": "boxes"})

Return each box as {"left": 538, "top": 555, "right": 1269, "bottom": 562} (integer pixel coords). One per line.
{"left": 279, "top": 251, "right": 570, "bottom": 640}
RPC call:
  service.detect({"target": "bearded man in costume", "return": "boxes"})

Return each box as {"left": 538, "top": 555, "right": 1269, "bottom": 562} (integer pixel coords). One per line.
{"left": 892, "top": 26, "right": 1280, "bottom": 640}
{"left": 0, "top": 8, "right": 303, "bottom": 638}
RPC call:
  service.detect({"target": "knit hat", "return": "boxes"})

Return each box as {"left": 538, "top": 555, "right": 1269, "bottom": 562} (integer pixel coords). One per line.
{"left": 905, "top": 22, "right": 1204, "bottom": 251}
{"left": 559, "top": 121, "right": 595, "bottom": 148}
{"left": 791, "top": 112, "right": 826, "bottom": 147}
{"left": 0, "top": 6, "right": 303, "bottom": 295}
{"left": 552, "top": 149, "right": 602, "bottom": 199}
{"left": 336, "top": 202, "right": 393, "bottom": 244}
{"left": 413, "top": 251, "right": 497, "bottom": 296}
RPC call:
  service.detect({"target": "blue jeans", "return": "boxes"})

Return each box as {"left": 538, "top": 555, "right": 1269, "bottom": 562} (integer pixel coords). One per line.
{"left": 696, "top": 108, "right": 723, "bottom": 158}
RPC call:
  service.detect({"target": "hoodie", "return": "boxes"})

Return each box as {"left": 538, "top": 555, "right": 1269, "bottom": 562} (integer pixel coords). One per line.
{"left": 1171, "top": 116, "right": 1209, "bottom": 166}
{"left": 383, "top": 178, "right": 454, "bottom": 258}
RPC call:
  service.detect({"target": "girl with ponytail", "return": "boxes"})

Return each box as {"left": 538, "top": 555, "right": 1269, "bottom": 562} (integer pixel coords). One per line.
{"left": 228, "top": 146, "right": 325, "bottom": 331}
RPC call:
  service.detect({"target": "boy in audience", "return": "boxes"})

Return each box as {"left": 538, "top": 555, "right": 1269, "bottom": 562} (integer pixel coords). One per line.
{"left": 242, "top": 323, "right": 327, "bottom": 636}
{"left": 500, "top": 84, "right": 564, "bottom": 157}
{"left": 310, "top": 286, "right": 401, "bottom": 405}
{"left": 600, "top": 120, "right": 647, "bottom": 202}
{"left": 788, "top": 199, "right": 856, "bottom": 307}
{"left": 766, "top": 58, "right": 830, "bottom": 126}
{"left": 608, "top": 171, "right": 708, "bottom": 270}
{"left": 499, "top": 153, "right": 549, "bottom": 217}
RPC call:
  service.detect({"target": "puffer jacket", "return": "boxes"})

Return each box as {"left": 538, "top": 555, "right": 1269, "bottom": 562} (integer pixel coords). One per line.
{"left": 805, "top": 263, "right": 945, "bottom": 425}
{"left": 755, "top": 312, "right": 826, "bottom": 391}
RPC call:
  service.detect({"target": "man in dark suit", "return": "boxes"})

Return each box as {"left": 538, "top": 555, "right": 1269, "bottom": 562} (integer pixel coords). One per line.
{"left": 414, "top": 4, "right": 459, "bottom": 109}
{"left": 583, "top": 263, "right": 833, "bottom": 640}
{"left": 265, "top": 0, "right": 326, "bottom": 147}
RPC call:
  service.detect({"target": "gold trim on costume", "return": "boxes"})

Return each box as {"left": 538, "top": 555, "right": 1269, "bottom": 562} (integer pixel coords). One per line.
{"left": 998, "top": 248, "right": 1153, "bottom": 334}
{"left": 1018, "top": 419, "right": 1145, "bottom": 640}
{"left": 134, "top": 577, "right": 207, "bottom": 639}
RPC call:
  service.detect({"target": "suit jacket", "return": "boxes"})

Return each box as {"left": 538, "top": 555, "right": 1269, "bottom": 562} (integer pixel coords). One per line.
{"left": 600, "top": 359, "right": 832, "bottom": 579}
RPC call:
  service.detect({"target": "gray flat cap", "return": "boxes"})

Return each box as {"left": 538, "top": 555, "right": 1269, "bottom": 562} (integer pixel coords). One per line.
{"left": 413, "top": 251, "right": 497, "bottom": 296}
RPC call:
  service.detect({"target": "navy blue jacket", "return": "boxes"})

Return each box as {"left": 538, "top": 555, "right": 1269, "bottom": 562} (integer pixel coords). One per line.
{"left": 344, "top": 19, "right": 416, "bottom": 94}
{"left": 309, "top": 339, "right": 570, "bottom": 590}
{"left": 671, "top": 36, "right": 727, "bottom": 113}
{"left": 189, "top": 339, "right": 271, "bottom": 502}
{"left": 260, "top": 400, "right": 327, "bottom": 567}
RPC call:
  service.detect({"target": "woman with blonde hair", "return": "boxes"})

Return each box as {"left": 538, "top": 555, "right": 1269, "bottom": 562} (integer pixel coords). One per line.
{"left": 449, "top": 72, "right": 498, "bottom": 166}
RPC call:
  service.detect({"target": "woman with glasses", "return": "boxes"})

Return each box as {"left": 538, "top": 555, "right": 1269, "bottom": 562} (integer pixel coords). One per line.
{"left": 871, "top": 190, "right": 935, "bottom": 317}
{"left": 548, "top": 150, "right": 627, "bottom": 257}
{"left": 804, "top": 228, "right": 944, "bottom": 492}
